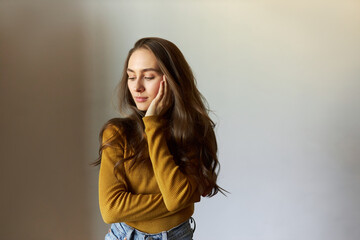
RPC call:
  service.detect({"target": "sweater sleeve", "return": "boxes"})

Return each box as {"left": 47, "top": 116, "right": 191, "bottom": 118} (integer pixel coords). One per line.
{"left": 143, "top": 116, "right": 201, "bottom": 212}
{"left": 98, "top": 125, "right": 172, "bottom": 223}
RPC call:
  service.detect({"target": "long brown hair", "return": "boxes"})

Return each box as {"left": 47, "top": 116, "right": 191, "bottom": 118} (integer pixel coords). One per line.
{"left": 93, "top": 37, "right": 225, "bottom": 197}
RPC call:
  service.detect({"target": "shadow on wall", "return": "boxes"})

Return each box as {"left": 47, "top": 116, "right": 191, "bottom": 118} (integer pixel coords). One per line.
{"left": 0, "top": 2, "right": 91, "bottom": 239}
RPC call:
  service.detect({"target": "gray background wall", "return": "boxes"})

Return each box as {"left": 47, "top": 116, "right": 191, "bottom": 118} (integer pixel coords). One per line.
{"left": 1, "top": 1, "right": 359, "bottom": 239}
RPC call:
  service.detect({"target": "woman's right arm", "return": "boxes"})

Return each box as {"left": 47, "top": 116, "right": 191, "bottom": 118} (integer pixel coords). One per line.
{"left": 98, "top": 125, "right": 172, "bottom": 224}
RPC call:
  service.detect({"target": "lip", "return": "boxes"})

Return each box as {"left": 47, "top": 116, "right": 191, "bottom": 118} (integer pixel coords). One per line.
{"left": 134, "top": 97, "right": 148, "bottom": 102}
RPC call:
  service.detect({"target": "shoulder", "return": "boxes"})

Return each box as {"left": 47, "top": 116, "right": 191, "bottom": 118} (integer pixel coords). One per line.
{"left": 101, "top": 118, "right": 133, "bottom": 146}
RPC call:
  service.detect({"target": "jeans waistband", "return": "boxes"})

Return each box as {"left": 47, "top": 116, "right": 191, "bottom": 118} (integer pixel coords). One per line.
{"left": 112, "top": 217, "right": 195, "bottom": 240}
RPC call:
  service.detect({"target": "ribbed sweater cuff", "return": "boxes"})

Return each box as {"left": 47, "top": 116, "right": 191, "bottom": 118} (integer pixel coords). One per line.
{"left": 142, "top": 115, "right": 167, "bottom": 129}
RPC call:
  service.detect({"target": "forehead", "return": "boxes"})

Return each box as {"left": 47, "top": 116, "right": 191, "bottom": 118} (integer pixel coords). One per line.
{"left": 128, "top": 48, "right": 158, "bottom": 70}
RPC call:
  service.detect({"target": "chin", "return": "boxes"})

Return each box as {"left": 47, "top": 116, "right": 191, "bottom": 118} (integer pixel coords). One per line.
{"left": 135, "top": 105, "right": 149, "bottom": 111}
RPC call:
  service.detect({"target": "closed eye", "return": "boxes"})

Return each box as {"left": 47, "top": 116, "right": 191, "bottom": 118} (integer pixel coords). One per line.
{"left": 144, "top": 77, "right": 155, "bottom": 80}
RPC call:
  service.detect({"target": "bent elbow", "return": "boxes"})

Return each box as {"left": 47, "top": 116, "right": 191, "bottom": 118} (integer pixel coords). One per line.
{"left": 99, "top": 199, "right": 125, "bottom": 224}
{"left": 100, "top": 205, "right": 117, "bottom": 224}
{"left": 102, "top": 215, "right": 114, "bottom": 225}
{"left": 99, "top": 191, "right": 130, "bottom": 223}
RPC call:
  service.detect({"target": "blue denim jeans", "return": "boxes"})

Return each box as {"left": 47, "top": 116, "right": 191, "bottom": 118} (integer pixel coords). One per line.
{"left": 105, "top": 217, "right": 196, "bottom": 240}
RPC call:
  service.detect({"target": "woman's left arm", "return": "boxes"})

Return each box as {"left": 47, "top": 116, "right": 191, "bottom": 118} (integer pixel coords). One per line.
{"left": 143, "top": 116, "right": 201, "bottom": 212}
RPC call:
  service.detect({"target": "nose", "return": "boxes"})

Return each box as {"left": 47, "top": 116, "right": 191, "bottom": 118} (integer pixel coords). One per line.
{"left": 133, "top": 79, "right": 145, "bottom": 93}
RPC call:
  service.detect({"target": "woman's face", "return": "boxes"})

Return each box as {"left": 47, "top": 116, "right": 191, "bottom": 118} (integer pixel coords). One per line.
{"left": 127, "top": 48, "right": 163, "bottom": 111}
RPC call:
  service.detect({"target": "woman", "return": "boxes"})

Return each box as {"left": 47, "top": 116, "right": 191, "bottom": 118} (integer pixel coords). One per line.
{"left": 94, "top": 37, "right": 224, "bottom": 240}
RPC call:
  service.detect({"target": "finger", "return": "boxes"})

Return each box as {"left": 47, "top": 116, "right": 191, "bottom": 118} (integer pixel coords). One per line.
{"left": 163, "top": 75, "right": 167, "bottom": 102}
{"left": 156, "top": 79, "right": 165, "bottom": 102}
{"left": 160, "top": 79, "right": 165, "bottom": 99}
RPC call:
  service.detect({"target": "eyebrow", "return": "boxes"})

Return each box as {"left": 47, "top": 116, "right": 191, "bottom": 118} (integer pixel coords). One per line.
{"left": 127, "top": 68, "right": 161, "bottom": 73}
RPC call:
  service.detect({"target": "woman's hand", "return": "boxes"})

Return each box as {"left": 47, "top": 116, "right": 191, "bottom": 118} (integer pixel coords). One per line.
{"left": 145, "top": 75, "right": 170, "bottom": 117}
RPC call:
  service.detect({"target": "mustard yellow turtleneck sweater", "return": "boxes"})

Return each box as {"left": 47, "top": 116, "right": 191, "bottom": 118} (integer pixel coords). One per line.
{"left": 98, "top": 116, "right": 201, "bottom": 233}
